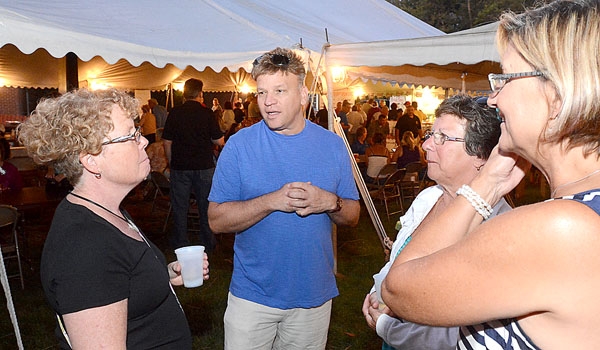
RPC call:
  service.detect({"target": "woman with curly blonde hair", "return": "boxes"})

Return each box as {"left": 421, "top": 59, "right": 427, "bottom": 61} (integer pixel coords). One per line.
{"left": 19, "top": 88, "right": 208, "bottom": 349}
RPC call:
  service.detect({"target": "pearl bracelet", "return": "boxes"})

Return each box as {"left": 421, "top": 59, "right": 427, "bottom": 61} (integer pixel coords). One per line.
{"left": 456, "top": 184, "right": 493, "bottom": 220}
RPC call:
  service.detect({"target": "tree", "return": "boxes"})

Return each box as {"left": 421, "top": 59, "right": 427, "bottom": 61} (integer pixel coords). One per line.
{"left": 387, "top": 0, "right": 539, "bottom": 33}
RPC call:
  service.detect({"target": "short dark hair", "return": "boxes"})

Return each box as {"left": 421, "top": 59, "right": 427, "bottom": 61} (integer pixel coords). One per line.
{"left": 435, "top": 94, "right": 500, "bottom": 160}
{"left": 183, "top": 78, "right": 203, "bottom": 100}
{"left": 372, "top": 132, "right": 385, "bottom": 145}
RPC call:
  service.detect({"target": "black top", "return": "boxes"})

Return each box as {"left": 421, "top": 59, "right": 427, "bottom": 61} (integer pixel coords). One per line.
{"left": 41, "top": 199, "right": 192, "bottom": 349}
{"left": 162, "top": 100, "right": 223, "bottom": 170}
{"left": 395, "top": 114, "right": 422, "bottom": 139}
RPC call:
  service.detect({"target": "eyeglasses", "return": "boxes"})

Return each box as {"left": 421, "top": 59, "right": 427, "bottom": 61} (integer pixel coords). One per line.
{"left": 424, "top": 130, "right": 465, "bottom": 146}
{"left": 488, "top": 71, "right": 543, "bottom": 94}
{"left": 253, "top": 54, "right": 290, "bottom": 67}
{"left": 101, "top": 127, "right": 142, "bottom": 146}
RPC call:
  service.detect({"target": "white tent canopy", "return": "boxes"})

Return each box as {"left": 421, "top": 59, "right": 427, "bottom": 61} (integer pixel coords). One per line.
{"left": 0, "top": 0, "right": 444, "bottom": 91}
{"left": 324, "top": 22, "right": 501, "bottom": 92}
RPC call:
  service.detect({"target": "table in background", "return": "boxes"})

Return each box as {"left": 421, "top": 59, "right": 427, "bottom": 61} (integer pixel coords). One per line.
{"left": 0, "top": 187, "right": 63, "bottom": 264}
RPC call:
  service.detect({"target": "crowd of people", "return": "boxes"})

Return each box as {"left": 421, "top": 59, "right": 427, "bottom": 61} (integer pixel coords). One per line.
{"left": 14, "top": 0, "right": 600, "bottom": 348}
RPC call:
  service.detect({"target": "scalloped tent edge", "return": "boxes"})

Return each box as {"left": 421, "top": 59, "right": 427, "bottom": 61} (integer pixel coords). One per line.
{"left": 0, "top": 0, "right": 443, "bottom": 92}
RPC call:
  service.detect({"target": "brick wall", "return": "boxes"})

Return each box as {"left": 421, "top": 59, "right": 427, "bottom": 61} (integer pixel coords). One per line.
{"left": 0, "top": 87, "right": 25, "bottom": 117}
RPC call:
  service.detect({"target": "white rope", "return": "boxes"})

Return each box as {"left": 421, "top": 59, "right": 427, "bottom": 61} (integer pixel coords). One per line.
{"left": 332, "top": 117, "right": 393, "bottom": 252}
{"left": 0, "top": 245, "right": 24, "bottom": 350}
{"left": 307, "top": 44, "right": 393, "bottom": 254}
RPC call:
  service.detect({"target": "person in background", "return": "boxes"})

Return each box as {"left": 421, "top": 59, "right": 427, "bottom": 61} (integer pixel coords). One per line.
{"left": 337, "top": 99, "right": 351, "bottom": 135}
{"left": 363, "top": 94, "right": 510, "bottom": 350}
{"left": 392, "top": 131, "right": 425, "bottom": 169}
{"left": 148, "top": 98, "right": 168, "bottom": 130}
{"left": 0, "top": 138, "right": 22, "bottom": 192}
{"left": 247, "top": 94, "right": 262, "bottom": 122}
{"left": 233, "top": 101, "right": 245, "bottom": 125}
{"left": 395, "top": 104, "right": 422, "bottom": 143}
{"left": 44, "top": 165, "right": 73, "bottom": 197}
{"left": 361, "top": 99, "right": 374, "bottom": 120}
{"left": 411, "top": 101, "right": 427, "bottom": 122}
{"left": 364, "top": 132, "right": 391, "bottom": 183}
{"left": 18, "top": 88, "right": 209, "bottom": 349}
{"left": 208, "top": 47, "right": 360, "bottom": 350}
{"left": 383, "top": 1, "right": 600, "bottom": 348}
{"left": 162, "top": 78, "right": 224, "bottom": 252}
{"left": 368, "top": 113, "right": 390, "bottom": 143}
{"left": 138, "top": 104, "right": 157, "bottom": 144}
{"left": 222, "top": 101, "right": 236, "bottom": 134}
{"left": 334, "top": 101, "right": 342, "bottom": 116}
{"left": 316, "top": 104, "right": 329, "bottom": 129}
{"left": 387, "top": 102, "right": 399, "bottom": 121}
{"left": 224, "top": 107, "right": 245, "bottom": 142}
{"left": 350, "top": 126, "right": 369, "bottom": 156}
{"left": 211, "top": 97, "right": 223, "bottom": 114}
{"left": 365, "top": 101, "right": 381, "bottom": 134}
{"left": 347, "top": 104, "right": 365, "bottom": 144}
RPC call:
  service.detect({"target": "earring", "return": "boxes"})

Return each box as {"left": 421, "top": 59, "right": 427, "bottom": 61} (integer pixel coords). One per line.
{"left": 475, "top": 164, "right": 484, "bottom": 171}
{"left": 94, "top": 173, "right": 102, "bottom": 179}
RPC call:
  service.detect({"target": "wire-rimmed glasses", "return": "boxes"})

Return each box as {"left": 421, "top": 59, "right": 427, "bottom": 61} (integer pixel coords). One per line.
{"left": 101, "top": 126, "right": 142, "bottom": 146}
{"left": 423, "top": 130, "right": 465, "bottom": 146}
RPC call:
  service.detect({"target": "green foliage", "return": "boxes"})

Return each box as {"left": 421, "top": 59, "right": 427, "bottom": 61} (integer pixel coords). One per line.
{"left": 387, "top": 0, "right": 540, "bottom": 33}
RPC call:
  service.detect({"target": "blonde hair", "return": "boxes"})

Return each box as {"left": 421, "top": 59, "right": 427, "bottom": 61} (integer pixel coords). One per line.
{"left": 497, "top": 0, "right": 600, "bottom": 156}
{"left": 251, "top": 47, "right": 306, "bottom": 87}
{"left": 401, "top": 131, "right": 418, "bottom": 151}
{"left": 18, "top": 88, "right": 139, "bottom": 185}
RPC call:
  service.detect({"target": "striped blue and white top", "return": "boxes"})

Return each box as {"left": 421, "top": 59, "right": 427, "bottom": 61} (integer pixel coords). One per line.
{"left": 457, "top": 189, "right": 600, "bottom": 350}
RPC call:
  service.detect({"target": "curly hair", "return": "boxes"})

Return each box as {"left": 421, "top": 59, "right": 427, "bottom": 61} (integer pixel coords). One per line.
{"left": 18, "top": 88, "right": 139, "bottom": 185}
{"left": 435, "top": 94, "right": 500, "bottom": 160}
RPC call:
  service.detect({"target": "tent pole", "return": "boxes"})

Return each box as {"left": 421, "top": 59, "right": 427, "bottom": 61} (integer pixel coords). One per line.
{"left": 66, "top": 52, "right": 79, "bottom": 91}
{"left": 324, "top": 44, "right": 393, "bottom": 256}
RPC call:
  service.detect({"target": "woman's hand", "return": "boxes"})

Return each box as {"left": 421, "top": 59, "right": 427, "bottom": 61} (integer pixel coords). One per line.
{"left": 362, "top": 292, "right": 391, "bottom": 330}
{"left": 168, "top": 253, "right": 210, "bottom": 286}
{"left": 474, "top": 146, "right": 531, "bottom": 206}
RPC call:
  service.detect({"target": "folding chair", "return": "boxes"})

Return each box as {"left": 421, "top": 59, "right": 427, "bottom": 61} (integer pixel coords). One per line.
{"left": 369, "top": 169, "right": 406, "bottom": 221}
{"left": 399, "top": 161, "right": 423, "bottom": 204}
{"left": 0, "top": 205, "right": 24, "bottom": 289}
{"left": 149, "top": 171, "right": 172, "bottom": 232}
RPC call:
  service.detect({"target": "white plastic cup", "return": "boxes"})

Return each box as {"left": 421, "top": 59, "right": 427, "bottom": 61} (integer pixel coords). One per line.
{"left": 174, "top": 245, "right": 205, "bottom": 288}
{"left": 373, "top": 272, "right": 386, "bottom": 310}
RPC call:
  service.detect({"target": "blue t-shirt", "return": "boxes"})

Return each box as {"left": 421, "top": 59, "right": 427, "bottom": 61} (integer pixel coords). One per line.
{"left": 209, "top": 120, "right": 359, "bottom": 309}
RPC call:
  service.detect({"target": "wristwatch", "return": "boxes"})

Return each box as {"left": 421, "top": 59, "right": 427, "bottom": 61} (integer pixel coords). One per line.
{"left": 328, "top": 195, "right": 343, "bottom": 213}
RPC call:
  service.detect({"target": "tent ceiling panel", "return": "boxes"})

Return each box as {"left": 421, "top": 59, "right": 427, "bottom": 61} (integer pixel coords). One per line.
{"left": 0, "top": 0, "right": 444, "bottom": 86}
{"left": 325, "top": 22, "right": 500, "bottom": 91}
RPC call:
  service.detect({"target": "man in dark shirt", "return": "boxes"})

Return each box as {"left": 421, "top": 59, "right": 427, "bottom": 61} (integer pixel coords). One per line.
{"left": 394, "top": 105, "right": 422, "bottom": 144}
{"left": 162, "top": 78, "right": 224, "bottom": 251}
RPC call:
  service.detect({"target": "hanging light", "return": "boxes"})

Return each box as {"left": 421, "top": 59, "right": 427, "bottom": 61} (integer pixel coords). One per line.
{"left": 239, "top": 84, "right": 251, "bottom": 94}
{"left": 331, "top": 66, "right": 346, "bottom": 83}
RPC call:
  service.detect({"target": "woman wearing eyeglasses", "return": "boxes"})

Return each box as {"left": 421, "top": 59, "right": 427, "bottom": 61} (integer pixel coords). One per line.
{"left": 383, "top": 1, "right": 600, "bottom": 348}
{"left": 18, "top": 88, "right": 207, "bottom": 349}
{"left": 362, "top": 94, "right": 511, "bottom": 349}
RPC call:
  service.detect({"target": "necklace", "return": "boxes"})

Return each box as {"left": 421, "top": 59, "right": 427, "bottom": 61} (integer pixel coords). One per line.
{"left": 69, "top": 191, "right": 139, "bottom": 231}
{"left": 551, "top": 169, "right": 600, "bottom": 198}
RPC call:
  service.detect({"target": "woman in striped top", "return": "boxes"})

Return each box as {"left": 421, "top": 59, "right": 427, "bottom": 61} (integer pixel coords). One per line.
{"left": 383, "top": 1, "right": 600, "bottom": 349}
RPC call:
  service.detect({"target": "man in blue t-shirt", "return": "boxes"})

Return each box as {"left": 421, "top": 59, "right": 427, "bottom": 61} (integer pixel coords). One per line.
{"left": 208, "top": 47, "right": 360, "bottom": 350}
